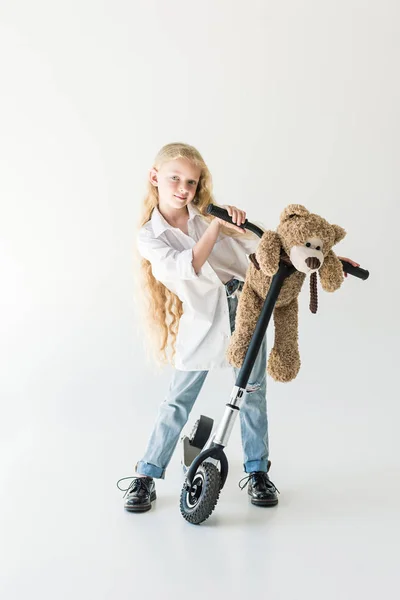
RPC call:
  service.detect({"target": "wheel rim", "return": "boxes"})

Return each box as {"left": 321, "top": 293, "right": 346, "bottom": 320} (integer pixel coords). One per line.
{"left": 186, "top": 471, "right": 205, "bottom": 508}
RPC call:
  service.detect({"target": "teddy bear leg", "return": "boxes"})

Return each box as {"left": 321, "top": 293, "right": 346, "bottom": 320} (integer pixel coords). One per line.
{"left": 226, "top": 281, "right": 263, "bottom": 368}
{"left": 267, "top": 300, "right": 301, "bottom": 382}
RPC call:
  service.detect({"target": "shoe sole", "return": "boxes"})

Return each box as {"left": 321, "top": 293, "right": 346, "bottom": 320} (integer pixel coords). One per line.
{"left": 125, "top": 491, "right": 157, "bottom": 513}
{"left": 250, "top": 497, "right": 279, "bottom": 507}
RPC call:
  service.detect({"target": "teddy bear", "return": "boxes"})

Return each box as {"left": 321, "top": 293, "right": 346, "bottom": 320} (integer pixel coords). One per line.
{"left": 226, "top": 204, "right": 346, "bottom": 382}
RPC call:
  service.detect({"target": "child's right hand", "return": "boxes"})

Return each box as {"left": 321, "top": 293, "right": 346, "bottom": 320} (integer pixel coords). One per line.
{"left": 216, "top": 205, "right": 247, "bottom": 233}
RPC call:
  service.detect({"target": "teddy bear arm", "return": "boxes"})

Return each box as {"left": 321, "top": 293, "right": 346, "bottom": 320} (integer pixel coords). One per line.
{"left": 319, "top": 250, "right": 344, "bottom": 292}
{"left": 255, "top": 230, "right": 281, "bottom": 276}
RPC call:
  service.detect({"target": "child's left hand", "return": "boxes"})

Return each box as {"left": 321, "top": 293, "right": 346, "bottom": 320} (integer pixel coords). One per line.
{"left": 338, "top": 256, "right": 360, "bottom": 278}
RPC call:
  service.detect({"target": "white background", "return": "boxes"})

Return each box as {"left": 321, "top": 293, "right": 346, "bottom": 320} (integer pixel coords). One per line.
{"left": 1, "top": 1, "right": 399, "bottom": 599}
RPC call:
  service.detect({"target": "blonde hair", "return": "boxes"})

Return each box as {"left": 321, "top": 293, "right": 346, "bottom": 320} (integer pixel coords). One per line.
{"left": 136, "top": 142, "right": 254, "bottom": 367}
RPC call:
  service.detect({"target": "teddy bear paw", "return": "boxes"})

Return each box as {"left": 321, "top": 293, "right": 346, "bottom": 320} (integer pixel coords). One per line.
{"left": 226, "top": 341, "right": 247, "bottom": 368}
{"left": 322, "top": 275, "right": 343, "bottom": 293}
{"left": 267, "top": 348, "right": 300, "bottom": 382}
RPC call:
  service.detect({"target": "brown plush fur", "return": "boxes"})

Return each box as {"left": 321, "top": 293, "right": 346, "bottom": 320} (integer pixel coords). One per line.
{"left": 226, "top": 205, "right": 346, "bottom": 382}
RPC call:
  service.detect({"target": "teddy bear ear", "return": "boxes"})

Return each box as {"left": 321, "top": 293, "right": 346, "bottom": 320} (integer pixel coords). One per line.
{"left": 332, "top": 224, "right": 346, "bottom": 245}
{"left": 280, "top": 204, "right": 310, "bottom": 222}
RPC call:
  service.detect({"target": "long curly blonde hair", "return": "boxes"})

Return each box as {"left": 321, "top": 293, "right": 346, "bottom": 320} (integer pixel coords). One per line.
{"left": 136, "top": 142, "right": 254, "bottom": 367}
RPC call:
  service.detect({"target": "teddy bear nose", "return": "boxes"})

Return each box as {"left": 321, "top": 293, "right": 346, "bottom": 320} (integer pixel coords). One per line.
{"left": 305, "top": 256, "right": 321, "bottom": 270}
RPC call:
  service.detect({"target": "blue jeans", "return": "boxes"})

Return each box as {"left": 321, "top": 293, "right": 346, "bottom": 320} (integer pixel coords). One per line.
{"left": 136, "top": 289, "right": 269, "bottom": 479}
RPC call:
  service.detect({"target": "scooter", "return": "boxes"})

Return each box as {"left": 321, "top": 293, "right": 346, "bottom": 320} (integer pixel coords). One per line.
{"left": 179, "top": 204, "right": 369, "bottom": 525}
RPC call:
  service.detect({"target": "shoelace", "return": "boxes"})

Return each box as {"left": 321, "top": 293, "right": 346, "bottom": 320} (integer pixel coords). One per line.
{"left": 238, "top": 471, "right": 280, "bottom": 494}
{"left": 116, "top": 476, "right": 151, "bottom": 499}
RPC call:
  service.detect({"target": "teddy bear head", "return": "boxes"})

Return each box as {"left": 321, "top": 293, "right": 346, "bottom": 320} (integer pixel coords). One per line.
{"left": 277, "top": 204, "right": 346, "bottom": 274}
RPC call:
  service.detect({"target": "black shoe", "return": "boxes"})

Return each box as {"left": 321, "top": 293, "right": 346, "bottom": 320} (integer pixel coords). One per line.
{"left": 239, "top": 462, "right": 280, "bottom": 507}
{"left": 116, "top": 476, "right": 157, "bottom": 512}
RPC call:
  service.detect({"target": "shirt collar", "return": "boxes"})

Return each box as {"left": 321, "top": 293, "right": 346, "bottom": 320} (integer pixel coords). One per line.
{"left": 151, "top": 202, "right": 202, "bottom": 237}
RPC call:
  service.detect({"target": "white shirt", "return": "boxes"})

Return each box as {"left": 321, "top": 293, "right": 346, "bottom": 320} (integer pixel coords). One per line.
{"left": 137, "top": 203, "right": 259, "bottom": 371}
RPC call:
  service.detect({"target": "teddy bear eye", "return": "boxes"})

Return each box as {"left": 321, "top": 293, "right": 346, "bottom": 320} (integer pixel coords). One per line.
{"left": 316, "top": 245, "right": 321, "bottom": 251}
{"left": 305, "top": 242, "right": 311, "bottom": 247}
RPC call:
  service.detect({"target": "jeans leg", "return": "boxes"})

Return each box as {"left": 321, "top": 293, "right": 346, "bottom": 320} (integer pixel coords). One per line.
{"left": 228, "top": 294, "right": 269, "bottom": 474}
{"left": 136, "top": 369, "right": 208, "bottom": 479}
{"left": 234, "top": 337, "right": 269, "bottom": 473}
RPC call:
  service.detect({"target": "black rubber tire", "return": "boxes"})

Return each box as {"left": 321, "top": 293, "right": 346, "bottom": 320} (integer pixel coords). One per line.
{"left": 189, "top": 415, "right": 214, "bottom": 449}
{"left": 180, "top": 462, "right": 221, "bottom": 525}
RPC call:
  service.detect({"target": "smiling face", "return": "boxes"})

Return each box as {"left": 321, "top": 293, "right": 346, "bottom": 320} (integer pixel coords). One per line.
{"left": 149, "top": 158, "right": 202, "bottom": 210}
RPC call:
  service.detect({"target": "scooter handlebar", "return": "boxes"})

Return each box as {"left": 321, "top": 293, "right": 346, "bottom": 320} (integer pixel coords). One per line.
{"left": 340, "top": 261, "right": 369, "bottom": 280}
{"left": 206, "top": 203, "right": 369, "bottom": 280}
{"left": 206, "top": 203, "right": 264, "bottom": 238}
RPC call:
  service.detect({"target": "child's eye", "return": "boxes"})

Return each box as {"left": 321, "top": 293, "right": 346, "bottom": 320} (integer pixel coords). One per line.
{"left": 171, "top": 176, "right": 179, "bottom": 181}
{"left": 188, "top": 180, "right": 197, "bottom": 186}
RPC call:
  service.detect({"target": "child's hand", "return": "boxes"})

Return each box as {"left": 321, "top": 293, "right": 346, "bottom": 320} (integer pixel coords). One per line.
{"left": 217, "top": 205, "right": 246, "bottom": 233}
{"left": 338, "top": 256, "right": 360, "bottom": 278}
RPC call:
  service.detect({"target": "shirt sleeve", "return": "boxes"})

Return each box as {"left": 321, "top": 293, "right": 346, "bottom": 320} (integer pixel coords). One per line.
{"left": 137, "top": 229, "right": 200, "bottom": 282}
{"left": 232, "top": 233, "right": 260, "bottom": 256}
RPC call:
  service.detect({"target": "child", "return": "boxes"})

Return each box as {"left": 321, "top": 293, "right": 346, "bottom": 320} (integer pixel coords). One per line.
{"left": 115, "top": 141, "right": 279, "bottom": 513}
{"left": 116, "top": 142, "right": 357, "bottom": 513}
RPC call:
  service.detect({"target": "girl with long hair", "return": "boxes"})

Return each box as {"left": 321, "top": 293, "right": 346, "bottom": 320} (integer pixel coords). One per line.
{"left": 117, "top": 142, "right": 278, "bottom": 511}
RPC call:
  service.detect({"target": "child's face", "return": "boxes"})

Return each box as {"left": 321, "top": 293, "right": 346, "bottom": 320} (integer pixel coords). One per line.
{"left": 150, "top": 158, "right": 201, "bottom": 209}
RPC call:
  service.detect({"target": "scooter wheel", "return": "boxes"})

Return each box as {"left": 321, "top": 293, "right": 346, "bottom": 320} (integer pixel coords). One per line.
{"left": 189, "top": 415, "right": 214, "bottom": 449}
{"left": 180, "top": 462, "right": 221, "bottom": 525}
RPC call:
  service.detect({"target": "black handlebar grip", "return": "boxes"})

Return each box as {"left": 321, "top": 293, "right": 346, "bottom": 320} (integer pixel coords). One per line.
{"left": 206, "top": 204, "right": 248, "bottom": 229}
{"left": 340, "top": 261, "right": 369, "bottom": 280}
